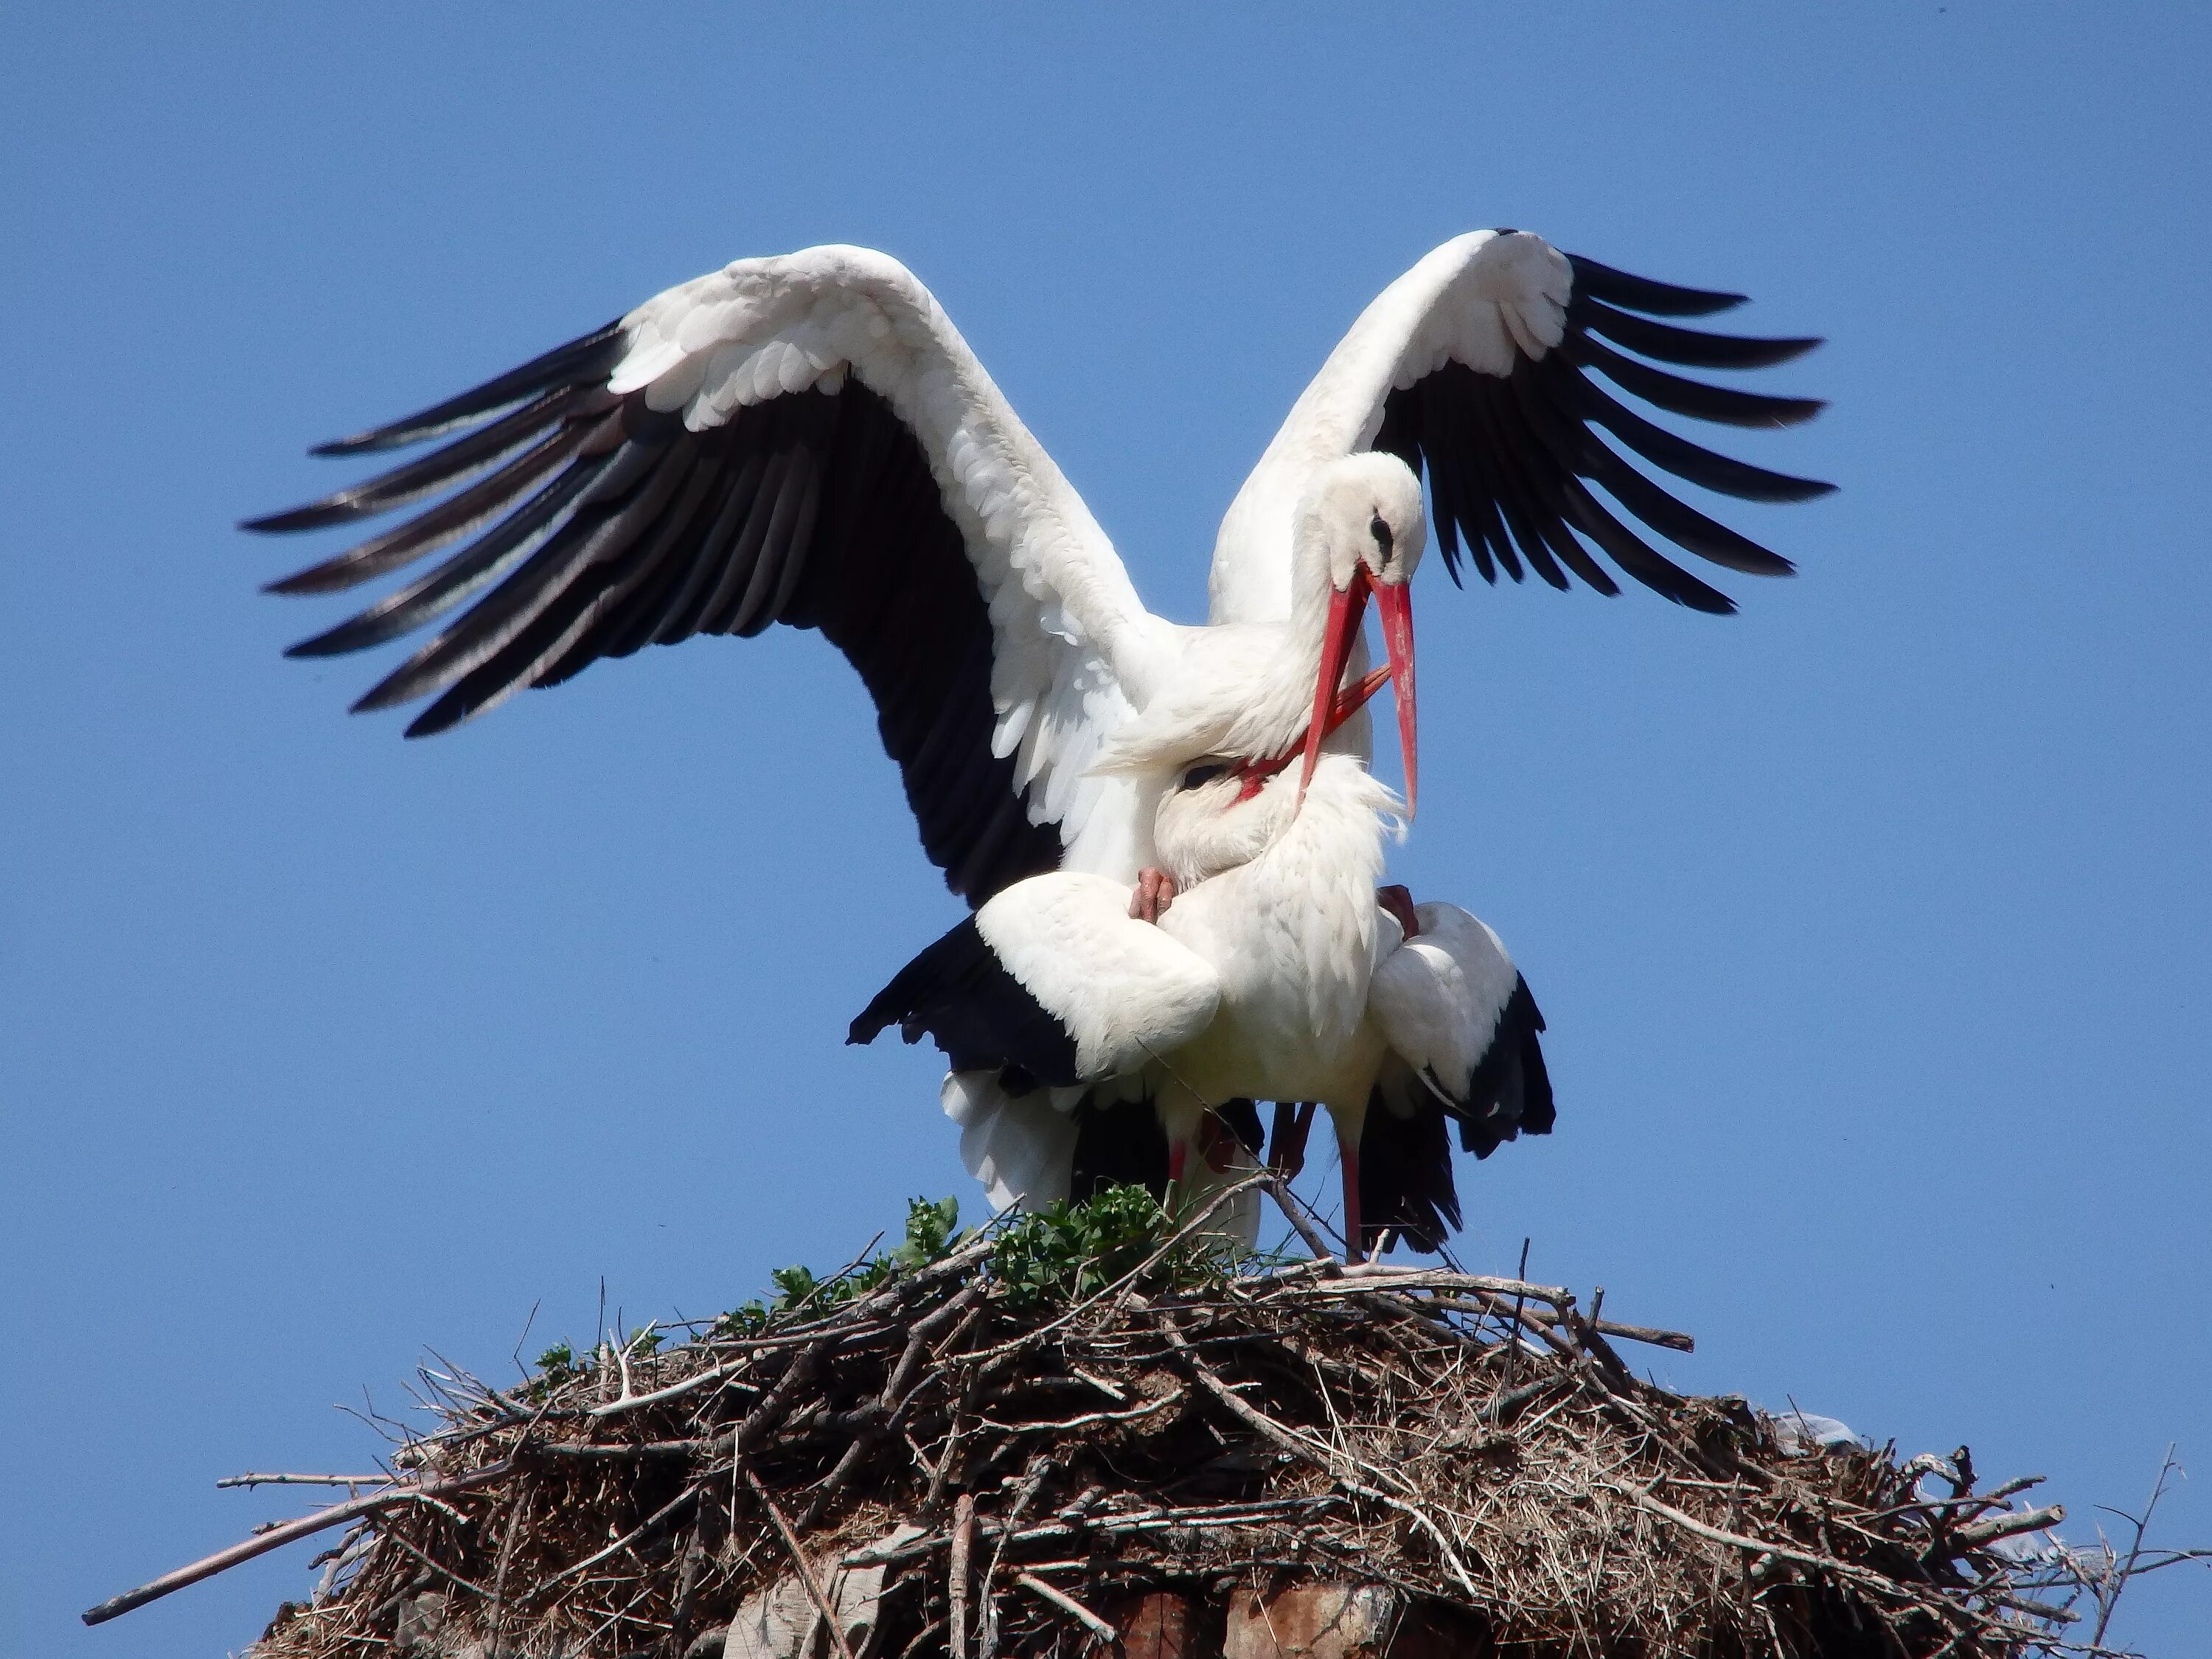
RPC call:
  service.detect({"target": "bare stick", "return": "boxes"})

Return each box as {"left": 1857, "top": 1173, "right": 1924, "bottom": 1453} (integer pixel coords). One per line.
{"left": 668, "top": 1518, "right": 709, "bottom": 1659}
{"left": 1012, "top": 1573, "right": 1116, "bottom": 1643}
{"left": 532, "top": 1439, "right": 708, "bottom": 1459}
{"left": 746, "top": 1468, "right": 859, "bottom": 1659}
{"left": 588, "top": 1360, "right": 757, "bottom": 1419}
{"left": 1263, "top": 1169, "right": 1343, "bottom": 1267}
{"left": 1155, "top": 1313, "right": 1478, "bottom": 1598}
{"left": 948, "top": 1493, "right": 977, "bottom": 1659}
{"left": 840, "top": 1497, "right": 1342, "bottom": 1568}
{"left": 976, "top": 1453, "right": 1052, "bottom": 1659}
{"left": 378, "top": 1524, "right": 495, "bottom": 1601}
{"left": 82, "top": 1461, "right": 512, "bottom": 1626}
{"left": 2091, "top": 1444, "right": 2182, "bottom": 1648}
{"left": 1507, "top": 1237, "right": 1531, "bottom": 1382}
{"left": 1945, "top": 1504, "right": 2067, "bottom": 1555}
{"left": 215, "top": 1472, "right": 394, "bottom": 1489}
{"left": 1629, "top": 1487, "right": 1947, "bottom": 1604}
{"left": 1427, "top": 1298, "right": 1694, "bottom": 1353}
{"left": 799, "top": 1283, "right": 986, "bottom": 1527}
{"left": 1293, "top": 1269, "right": 1573, "bottom": 1305}
{"left": 486, "top": 1486, "right": 532, "bottom": 1659}
{"left": 533, "top": 1483, "right": 701, "bottom": 1596}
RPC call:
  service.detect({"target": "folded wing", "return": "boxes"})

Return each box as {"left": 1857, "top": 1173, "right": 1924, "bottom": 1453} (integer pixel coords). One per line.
{"left": 1354, "top": 903, "right": 1554, "bottom": 1255}
{"left": 1368, "top": 901, "right": 1555, "bottom": 1159}
{"left": 851, "top": 872, "right": 1220, "bottom": 1086}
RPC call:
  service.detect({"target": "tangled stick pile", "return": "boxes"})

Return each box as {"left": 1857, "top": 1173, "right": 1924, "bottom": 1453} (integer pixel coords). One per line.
{"left": 94, "top": 1186, "right": 2098, "bottom": 1658}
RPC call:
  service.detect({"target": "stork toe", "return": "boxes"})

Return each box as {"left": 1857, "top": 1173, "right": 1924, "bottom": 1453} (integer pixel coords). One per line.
{"left": 1130, "top": 867, "right": 1180, "bottom": 923}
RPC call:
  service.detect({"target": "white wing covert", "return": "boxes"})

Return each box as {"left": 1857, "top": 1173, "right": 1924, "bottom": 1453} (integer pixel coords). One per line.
{"left": 1369, "top": 902, "right": 1554, "bottom": 1159}
{"left": 1211, "top": 231, "right": 1832, "bottom": 624}
{"left": 246, "top": 246, "right": 1166, "bottom": 903}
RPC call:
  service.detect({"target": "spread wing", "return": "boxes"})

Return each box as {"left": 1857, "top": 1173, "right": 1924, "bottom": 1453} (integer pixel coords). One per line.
{"left": 246, "top": 246, "right": 1170, "bottom": 903}
{"left": 1209, "top": 229, "right": 1831, "bottom": 622}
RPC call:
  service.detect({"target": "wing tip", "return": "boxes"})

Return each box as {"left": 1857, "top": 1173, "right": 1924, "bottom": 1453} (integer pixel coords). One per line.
{"left": 1564, "top": 251, "right": 1750, "bottom": 316}
{"left": 309, "top": 433, "right": 389, "bottom": 459}
{"left": 239, "top": 504, "right": 326, "bottom": 535}
{"left": 263, "top": 565, "right": 342, "bottom": 597}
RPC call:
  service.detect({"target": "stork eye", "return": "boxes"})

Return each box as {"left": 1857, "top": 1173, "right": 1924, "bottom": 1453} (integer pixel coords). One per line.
{"left": 1180, "top": 762, "right": 1230, "bottom": 790}
{"left": 1370, "top": 513, "right": 1394, "bottom": 563}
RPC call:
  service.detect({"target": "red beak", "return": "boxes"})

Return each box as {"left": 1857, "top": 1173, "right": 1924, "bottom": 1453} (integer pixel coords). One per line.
{"left": 1373, "top": 580, "right": 1416, "bottom": 816}
{"left": 1295, "top": 569, "right": 1417, "bottom": 815}
{"left": 1298, "top": 571, "right": 1370, "bottom": 807}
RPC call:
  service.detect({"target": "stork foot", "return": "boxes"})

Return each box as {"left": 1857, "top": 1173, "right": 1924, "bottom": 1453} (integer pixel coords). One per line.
{"left": 1377, "top": 883, "right": 1420, "bottom": 940}
{"left": 1130, "top": 867, "right": 1180, "bottom": 923}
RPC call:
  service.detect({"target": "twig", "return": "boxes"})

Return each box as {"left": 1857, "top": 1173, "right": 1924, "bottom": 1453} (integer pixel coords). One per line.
{"left": 1262, "top": 1169, "right": 1344, "bottom": 1268}
{"left": 1476, "top": 1305, "right": 1696, "bottom": 1353}
{"left": 667, "top": 1518, "right": 709, "bottom": 1659}
{"left": 746, "top": 1468, "right": 859, "bottom": 1659}
{"left": 531, "top": 1438, "right": 708, "bottom": 1459}
{"left": 1293, "top": 1270, "right": 1573, "bottom": 1305}
{"left": 485, "top": 1486, "right": 531, "bottom": 1658}
{"left": 531, "top": 1483, "right": 701, "bottom": 1596}
{"left": 588, "top": 1360, "right": 757, "bottom": 1419}
{"left": 799, "top": 1283, "right": 986, "bottom": 1528}
{"left": 1067, "top": 1366, "right": 1126, "bottom": 1403}
{"left": 977, "top": 1388, "right": 1184, "bottom": 1435}
{"left": 840, "top": 1498, "right": 1344, "bottom": 1567}
{"left": 977, "top": 1453, "right": 1054, "bottom": 1659}
{"left": 1944, "top": 1503, "right": 2067, "bottom": 1555}
{"left": 378, "top": 1523, "right": 495, "bottom": 1601}
{"left": 1155, "top": 1312, "right": 1479, "bottom": 1599}
{"left": 1012, "top": 1573, "right": 1117, "bottom": 1643}
{"left": 948, "top": 1493, "right": 976, "bottom": 1659}
{"left": 1630, "top": 1486, "right": 1951, "bottom": 1605}
{"left": 216, "top": 1472, "right": 394, "bottom": 1489}
{"left": 80, "top": 1461, "right": 512, "bottom": 1626}
{"left": 2090, "top": 1444, "right": 2182, "bottom": 1647}
{"left": 1507, "top": 1237, "right": 1531, "bottom": 1383}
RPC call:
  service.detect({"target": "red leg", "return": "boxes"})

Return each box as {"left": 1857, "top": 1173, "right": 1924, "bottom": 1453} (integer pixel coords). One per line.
{"left": 1196, "top": 1110, "right": 1242, "bottom": 1172}
{"left": 1338, "top": 1132, "right": 1364, "bottom": 1265}
{"left": 1130, "top": 867, "right": 1180, "bottom": 922}
{"left": 1377, "top": 883, "right": 1420, "bottom": 940}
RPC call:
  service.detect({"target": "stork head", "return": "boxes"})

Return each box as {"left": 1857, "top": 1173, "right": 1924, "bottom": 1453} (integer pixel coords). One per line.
{"left": 1296, "top": 453, "right": 1427, "bottom": 814}
{"left": 1154, "top": 749, "right": 1405, "bottom": 889}
{"left": 1153, "top": 758, "right": 1284, "bottom": 887}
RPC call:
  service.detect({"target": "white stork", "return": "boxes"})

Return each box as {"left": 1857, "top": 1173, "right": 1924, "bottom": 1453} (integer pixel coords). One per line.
{"left": 247, "top": 229, "right": 1827, "bottom": 1251}
{"left": 851, "top": 753, "right": 1557, "bottom": 1258}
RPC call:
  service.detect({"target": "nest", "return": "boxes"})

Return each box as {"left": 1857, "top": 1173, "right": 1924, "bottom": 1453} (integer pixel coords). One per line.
{"left": 98, "top": 1186, "right": 2096, "bottom": 1658}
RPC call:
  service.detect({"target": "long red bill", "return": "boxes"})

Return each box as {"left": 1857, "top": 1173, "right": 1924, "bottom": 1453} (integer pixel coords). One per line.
{"left": 1297, "top": 570, "right": 1371, "bottom": 808}
{"left": 1373, "top": 580, "right": 1416, "bottom": 816}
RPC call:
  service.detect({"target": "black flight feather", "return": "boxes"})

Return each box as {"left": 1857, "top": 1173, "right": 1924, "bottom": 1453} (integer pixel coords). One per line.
{"left": 251, "top": 321, "right": 1061, "bottom": 905}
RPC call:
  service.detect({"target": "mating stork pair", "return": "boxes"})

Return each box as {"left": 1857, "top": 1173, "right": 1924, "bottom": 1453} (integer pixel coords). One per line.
{"left": 248, "top": 230, "right": 1827, "bottom": 1258}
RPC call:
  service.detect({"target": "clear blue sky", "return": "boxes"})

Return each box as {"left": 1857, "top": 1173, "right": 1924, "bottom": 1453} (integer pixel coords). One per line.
{"left": 5, "top": 5, "right": 2207, "bottom": 1653}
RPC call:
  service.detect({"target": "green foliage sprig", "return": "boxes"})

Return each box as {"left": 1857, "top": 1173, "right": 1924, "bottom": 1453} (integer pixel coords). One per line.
{"left": 713, "top": 1194, "right": 966, "bottom": 1337}
{"left": 989, "top": 1183, "right": 1233, "bottom": 1308}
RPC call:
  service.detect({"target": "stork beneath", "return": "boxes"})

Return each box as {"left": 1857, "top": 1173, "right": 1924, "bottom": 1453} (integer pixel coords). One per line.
{"left": 853, "top": 756, "right": 1553, "bottom": 1258}
{"left": 244, "top": 229, "right": 1828, "bottom": 1249}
